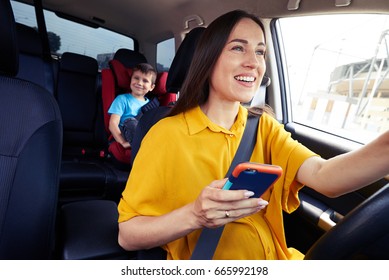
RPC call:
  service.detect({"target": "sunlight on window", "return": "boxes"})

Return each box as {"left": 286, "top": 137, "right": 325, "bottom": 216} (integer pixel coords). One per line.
{"left": 279, "top": 14, "right": 389, "bottom": 144}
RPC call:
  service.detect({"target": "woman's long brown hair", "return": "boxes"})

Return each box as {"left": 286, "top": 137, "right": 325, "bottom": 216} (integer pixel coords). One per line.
{"left": 168, "top": 10, "right": 273, "bottom": 118}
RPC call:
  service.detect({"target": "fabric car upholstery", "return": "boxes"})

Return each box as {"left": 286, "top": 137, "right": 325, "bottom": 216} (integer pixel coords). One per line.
{"left": 0, "top": 0, "right": 62, "bottom": 259}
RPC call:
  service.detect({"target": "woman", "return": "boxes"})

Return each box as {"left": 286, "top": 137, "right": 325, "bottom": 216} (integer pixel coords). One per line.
{"left": 117, "top": 10, "right": 389, "bottom": 260}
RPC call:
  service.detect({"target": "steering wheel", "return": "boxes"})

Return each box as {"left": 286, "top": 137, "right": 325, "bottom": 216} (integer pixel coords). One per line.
{"left": 304, "top": 183, "right": 389, "bottom": 259}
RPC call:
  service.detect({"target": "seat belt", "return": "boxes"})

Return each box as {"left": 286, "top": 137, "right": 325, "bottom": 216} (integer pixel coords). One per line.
{"left": 191, "top": 113, "right": 260, "bottom": 260}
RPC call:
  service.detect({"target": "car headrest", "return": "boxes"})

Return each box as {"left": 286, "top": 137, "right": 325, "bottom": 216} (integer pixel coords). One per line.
{"left": 153, "top": 71, "right": 168, "bottom": 95}
{"left": 261, "top": 75, "right": 270, "bottom": 87}
{"left": 60, "top": 52, "right": 98, "bottom": 75}
{"left": 113, "top": 48, "right": 147, "bottom": 68}
{"left": 16, "top": 23, "right": 42, "bottom": 56}
{"left": 109, "top": 59, "right": 168, "bottom": 97}
{"left": 166, "top": 27, "right": 206, "bottom": 93}
{"left": 0, "top": 0, "right": 19, "bottom": 76}
{"left": 109, "top": 59, "right": 133, "bottom": 92}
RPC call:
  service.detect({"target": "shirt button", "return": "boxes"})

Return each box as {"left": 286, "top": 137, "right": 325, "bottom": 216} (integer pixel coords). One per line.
{"left": 267, "top": 247, "right": 271, "bottom": 254}
{"left": 229, "top": 134, "right": 234, "bottom": 137}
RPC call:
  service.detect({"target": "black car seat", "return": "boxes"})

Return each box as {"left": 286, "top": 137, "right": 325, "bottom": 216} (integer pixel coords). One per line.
{"left": 0, "top": 0, "right": 62, "bottom": 259}
{"left": 113, "top": 48, "right": 147, "bottom": 68}
{"left": 55, "top": 52, "right": 118, "bottom": 203}
{"left": 15, "top": 22, "right": 55, "bottom": 95}
{"left": 166, "top": 27, "right": 206, "bottom": 93}
{"left": 59, "top": 199, "right": 129, "bottom": 259}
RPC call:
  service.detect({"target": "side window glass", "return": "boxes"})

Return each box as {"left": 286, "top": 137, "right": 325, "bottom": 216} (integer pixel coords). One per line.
{"left": 11, "top": 1, "right": 37, "bottom": 29}
{"left": 278, "top": 14, "right": 389, "bottom": 143}
{"left": 157, "top": 37, "right": 175, "bottom": 72}
{"left": 11, "top": 0, "right": 134, "bottom": 70}
{"left": 44, "top": 12, "right": 134, "bottom": 70}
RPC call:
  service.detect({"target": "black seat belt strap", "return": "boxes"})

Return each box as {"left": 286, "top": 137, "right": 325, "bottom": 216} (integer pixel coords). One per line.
{"left": 190, "top": 114, "right": 260, "bottom": 260}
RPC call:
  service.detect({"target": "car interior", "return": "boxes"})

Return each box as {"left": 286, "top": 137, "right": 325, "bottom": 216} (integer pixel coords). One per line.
{"left": 1, "top": 0, "right": 389, "bottom": 261}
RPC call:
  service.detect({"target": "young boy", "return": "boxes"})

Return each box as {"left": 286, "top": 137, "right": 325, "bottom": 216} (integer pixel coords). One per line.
{"left": 108, "top": 63, "right": 157, "bottom": 149}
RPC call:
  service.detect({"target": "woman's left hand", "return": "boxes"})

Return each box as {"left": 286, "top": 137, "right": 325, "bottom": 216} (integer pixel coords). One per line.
{"left": 191, "top": 178, "right": 268, "bottom": 229}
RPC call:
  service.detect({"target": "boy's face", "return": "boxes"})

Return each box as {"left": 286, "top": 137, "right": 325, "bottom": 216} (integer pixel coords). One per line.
{"left": 130, "top": 70, "right": 155, "bottom": 98}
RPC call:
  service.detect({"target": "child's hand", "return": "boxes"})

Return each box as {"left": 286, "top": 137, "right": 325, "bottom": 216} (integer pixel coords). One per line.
{"left": 121, "top": 141, "right": 131, "bottom": 149}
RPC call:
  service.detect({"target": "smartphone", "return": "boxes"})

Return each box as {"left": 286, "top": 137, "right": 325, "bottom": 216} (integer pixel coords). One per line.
{"left": 222, "top": 162, "right": 282, "bottom": 198}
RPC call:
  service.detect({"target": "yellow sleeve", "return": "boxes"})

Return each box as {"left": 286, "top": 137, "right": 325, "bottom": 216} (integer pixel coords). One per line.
{"left": 257, "top": 113, "right": 319, "bottom": 213}
{"left": 117, "top": 117, "right": 176, "bottom": 223}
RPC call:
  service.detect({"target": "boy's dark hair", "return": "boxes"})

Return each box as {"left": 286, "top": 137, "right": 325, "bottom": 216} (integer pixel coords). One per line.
{"left": 133, "top": 63, "right": 157, "bottom": 84}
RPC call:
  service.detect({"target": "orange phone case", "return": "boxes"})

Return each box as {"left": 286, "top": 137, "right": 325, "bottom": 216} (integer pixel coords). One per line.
{"left": 223, "top": 162, "right": 283, "bottom": 197}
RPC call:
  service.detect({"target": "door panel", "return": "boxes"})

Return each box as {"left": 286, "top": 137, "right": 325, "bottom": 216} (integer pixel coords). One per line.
{"left": 282, "top": 122, "right": 388, "bottom": 253}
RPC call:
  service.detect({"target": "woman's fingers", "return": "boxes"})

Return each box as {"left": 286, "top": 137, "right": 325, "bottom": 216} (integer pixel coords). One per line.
{"left": 193, "top": 180, "right": 269, "bottom": 228}
{"left": 219, "top": 198, "right": 268, "bottom": 219}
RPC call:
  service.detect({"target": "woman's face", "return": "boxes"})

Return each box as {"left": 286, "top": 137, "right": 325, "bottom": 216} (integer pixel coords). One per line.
{"left": 209, "top": 18, "right": 266, "bottom": 104}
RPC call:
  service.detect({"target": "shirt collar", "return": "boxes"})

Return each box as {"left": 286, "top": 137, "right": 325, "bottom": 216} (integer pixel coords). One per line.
{"left": 184, "top": 105, "right": 248, "bottom": 136}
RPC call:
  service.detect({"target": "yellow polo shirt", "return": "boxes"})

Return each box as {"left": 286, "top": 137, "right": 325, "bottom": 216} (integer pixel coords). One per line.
{"left": 118, "top": 105, "right": 317, "bottom": 260}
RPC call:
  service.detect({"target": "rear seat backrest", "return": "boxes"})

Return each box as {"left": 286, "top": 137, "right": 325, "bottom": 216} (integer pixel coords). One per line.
{"left": 56, "top": 52, "right": 120, "bottom": 203}
{"left": 15, "top": 23, "right": 55, "bottom": 94}
{"left": 56, "top": 52, "right": 104, "bottom": 151}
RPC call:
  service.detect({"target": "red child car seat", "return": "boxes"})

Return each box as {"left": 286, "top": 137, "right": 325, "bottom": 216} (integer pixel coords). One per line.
{"left": 101, "top": 50, "right": 175, "bottom": 168}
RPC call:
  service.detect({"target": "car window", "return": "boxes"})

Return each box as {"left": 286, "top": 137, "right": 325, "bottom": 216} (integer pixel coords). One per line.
{"left": 156, "top": 37, "right": 175, "bottom": 72}
{"left": 11, "top": 0, "right": 134, "bottom": 70}
{"left": 11, "top": 0, "right": 38, "bottom": 28}
{"left": 278, "top": 14, "right": 389, "bottom": 144}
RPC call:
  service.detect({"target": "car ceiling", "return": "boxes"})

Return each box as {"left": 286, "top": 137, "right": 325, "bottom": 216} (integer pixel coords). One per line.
{"left": 19, "top": 0, "right": 389, "bottom": 45}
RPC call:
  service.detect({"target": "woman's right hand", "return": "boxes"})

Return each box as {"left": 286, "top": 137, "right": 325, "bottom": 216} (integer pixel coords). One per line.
{"left": 191, "top": 178, "right": 268, "bottom": 229}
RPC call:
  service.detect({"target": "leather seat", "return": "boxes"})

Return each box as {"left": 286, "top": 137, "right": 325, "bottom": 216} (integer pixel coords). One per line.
{"left": 0, "top": 0, "right": 62, "bottom": 259}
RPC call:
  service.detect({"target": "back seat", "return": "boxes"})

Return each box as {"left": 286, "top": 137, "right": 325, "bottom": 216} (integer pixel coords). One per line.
{"left": 58, "top": 29, "right": 205, "bottom": 260}
{"left": 57, "top": 49, "right": 151, "bottom": 259}
{"left": 55, "top": 52, "right": 127, "bottom": 203}
{"left": 58, "top": 38, "right": 188, "bottom": 259}
{"left": 14, "top": 24, "right": 121, "bottom": 203}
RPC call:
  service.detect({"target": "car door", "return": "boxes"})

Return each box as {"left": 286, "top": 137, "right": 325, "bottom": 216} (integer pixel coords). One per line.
{"left": 271, "top": 13, "right": 389, "bottom": 254}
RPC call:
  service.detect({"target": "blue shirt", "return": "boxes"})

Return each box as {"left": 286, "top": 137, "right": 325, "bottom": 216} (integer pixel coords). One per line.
{"left": 108, "top": 93, "right": 149, "bottom": 126}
